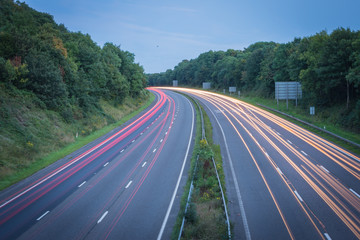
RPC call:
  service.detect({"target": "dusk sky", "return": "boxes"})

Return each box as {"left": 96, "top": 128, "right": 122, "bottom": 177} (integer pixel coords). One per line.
{"left": 23, "top": 0, "right": 360, "bottom": 73}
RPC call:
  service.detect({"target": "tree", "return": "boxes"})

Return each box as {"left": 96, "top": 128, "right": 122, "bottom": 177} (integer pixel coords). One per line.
{"left": 25, "top": 51, "right": 68, "bottom": 109}
{"left": 318, "top": 28, "right": 355, "bottom": 108}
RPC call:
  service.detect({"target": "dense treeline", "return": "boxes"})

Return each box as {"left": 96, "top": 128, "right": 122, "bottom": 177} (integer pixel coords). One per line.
{"left": 147, "top": 29, "right": 360, "bottom": 130}
{"left": 0, "top": 0, "right": 146, "bottom": 120}
{"left": 0, "top": 0, "right": 147, "bottom": 179}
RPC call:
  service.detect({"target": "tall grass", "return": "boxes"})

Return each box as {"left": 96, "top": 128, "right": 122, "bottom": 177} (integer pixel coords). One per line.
{"left": 0, "top": 93, "right": 155, "bottom": 190}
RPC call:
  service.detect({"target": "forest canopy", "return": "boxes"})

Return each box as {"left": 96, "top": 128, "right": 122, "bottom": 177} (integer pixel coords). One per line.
{"left": 0, "top": 0, "right": 146, "bottom": 120}
{"left": 147, "top": 29, "right": 360, "bottom": 130}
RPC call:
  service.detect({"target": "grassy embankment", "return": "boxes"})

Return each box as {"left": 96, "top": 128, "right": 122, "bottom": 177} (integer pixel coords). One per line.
{"left": 0, "top": 88, "right": 155, "bottom": 190}
{"left": 172, "top": 94, "right": 228, "bottom": 240}
{"left": 199, "top": 88, "right": 360, "bottom": 156}
{"left": 238, "top": 95, "right": 360, "bottom": 155}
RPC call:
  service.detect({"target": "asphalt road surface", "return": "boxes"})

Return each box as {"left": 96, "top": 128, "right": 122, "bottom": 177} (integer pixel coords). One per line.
{"left": 0, "top": 88, "right": 195, "bottom": 240}
{"left": 168, "top": 87, "right": 360, "bottom": 240}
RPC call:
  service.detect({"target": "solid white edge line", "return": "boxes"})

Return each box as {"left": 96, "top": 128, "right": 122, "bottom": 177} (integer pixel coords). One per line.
{"left": 324, "top": 233, "right": 332, "bottom": 240}
{"left": 276, "top": 167, "right": 283, "bottom": 175}
{"left": 125, "top": 181, "right": 133, "bottom": 189}
{"left": 97, "top": 211, "right": 108, "bottom": 224}
{"left": 142, "top": 162, "right": 147, "bottom": 168}
{"left": 205, "top": 101, "right": 252, "bottom": 240}
{"left": 350, "top": 188, "right": 360, "bottom": 199}
{"left": 37, "top": 210, "right": 50, "bottom": 221}
{"left": 78, "top": 181, "right": 86, "bottom": 188}
{"left": 294, "top": 190, "right": 304, "bottom": 202}
{"left": 157, "top": 96, "right": 194, "bottom": 240}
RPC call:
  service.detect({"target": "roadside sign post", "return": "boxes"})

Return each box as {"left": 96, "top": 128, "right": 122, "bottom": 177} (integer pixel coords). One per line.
{"left": 310, "top": 106, "right": 315, "bottom": 115}
{"left": 202, "top": 82, "right": 211, "bottom": 89}
{"left": 275, "top": 82, "right": 302, "bottom": 110}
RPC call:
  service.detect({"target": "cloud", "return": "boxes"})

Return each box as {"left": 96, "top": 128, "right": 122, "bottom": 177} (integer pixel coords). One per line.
{"left": 118, "top": 22, "right": 210, "bottom": 46}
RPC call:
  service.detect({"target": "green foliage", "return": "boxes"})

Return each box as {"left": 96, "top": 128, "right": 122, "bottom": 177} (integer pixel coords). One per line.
{"left": 0, "top": 87, "right": 153, "bottom": 189}
{"left": 147, "top": 28, "right": 360, "bottom": 131}
{"left": 0, "top": 0, "right": 148, "bottom": 186}
{"left": 176, "top": 96, "right": 228, "bottom": 240}
{"left": 0, "top": 0, "right": 146, "bottom": 115}
{"left": 198, "top": 139, "right": 214, "bottom": 160}
{"left": 25, "top": 50, "right": 68, "bottom": 109}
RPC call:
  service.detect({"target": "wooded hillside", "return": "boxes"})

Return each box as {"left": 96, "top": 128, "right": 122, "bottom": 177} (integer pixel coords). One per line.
{"left": 0, "top": 0, "right": 147, "bottom": 180}
{"left": 147, "top": 29, "right": 360, "bottom": 131}
{"left": 1, "top": 0, "right": 146, "bottom": 113}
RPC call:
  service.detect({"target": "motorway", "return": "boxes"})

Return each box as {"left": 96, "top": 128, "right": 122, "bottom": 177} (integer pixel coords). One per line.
{"left": 0, "top": 88, "right": 195, "bottom": 240}
{"left": 166, "top": 87, "right": 360, "bottom": 240}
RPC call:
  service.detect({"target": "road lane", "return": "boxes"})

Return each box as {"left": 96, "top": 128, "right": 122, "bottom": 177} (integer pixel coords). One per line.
{"left": 167, "top": 88, "right": 360, "bottom": 240}
{"left": 0, "top": 88, "right": 195, "bottom": 240}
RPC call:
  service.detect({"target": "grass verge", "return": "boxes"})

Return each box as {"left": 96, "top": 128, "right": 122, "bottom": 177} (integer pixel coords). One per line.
{"left": 206, "top": 89, "right": 360, "bottom": 156}
{"left": 240, "top": 96, "right": 360, "bottom": 156}
{"left": 0, "top": 93, "right": 155, "bottom": 190}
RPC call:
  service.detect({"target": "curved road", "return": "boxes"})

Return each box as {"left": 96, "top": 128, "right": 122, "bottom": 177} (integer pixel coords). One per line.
{"left": 0, "top": 88, "right": 195, "bottom": 240}
{"left": 168, "top": 87, "right": 360, "bottom": 240}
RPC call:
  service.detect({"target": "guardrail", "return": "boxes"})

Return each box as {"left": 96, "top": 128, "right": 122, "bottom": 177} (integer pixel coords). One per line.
{"left": 178, "top": 155, "right": 198, "bottom": 240}
{"left": 257, "top": 103, "right": 360, "bottom": 149}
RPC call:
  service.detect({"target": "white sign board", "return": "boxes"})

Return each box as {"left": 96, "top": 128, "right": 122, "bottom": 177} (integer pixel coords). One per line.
{"left": 173, "top": 80, "right": 178, "bottom": 87}
{"left": 310, "top": 106, "right": 315, "bottom": 115}
{"left": 275, "top": 82, "right": 302, "bottom": 100}
{"left": 229, "top": 87, "right": 236, "bottom": 93}
{"left": 203, "top": 82, "right": 211, "bottom": 89}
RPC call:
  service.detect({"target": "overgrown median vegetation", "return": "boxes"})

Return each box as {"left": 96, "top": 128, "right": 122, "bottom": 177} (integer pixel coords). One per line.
{"left": 173, "top": 96, "right": 229, "bottom": 240}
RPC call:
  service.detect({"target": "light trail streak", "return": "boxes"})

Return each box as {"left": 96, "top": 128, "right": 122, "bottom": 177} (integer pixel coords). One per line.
{"left": 162, "top": 87, "right": 360, "bottom": 239}
{"left": 0, "top": 90, "right": 167, "bottom": 210}
{"left": 0, "top": 88, "right": 176, "bottom": 240}
{"left": 193, "top": 92, "right": 295, "bottom": 239}
{"left": 27, "top": 89, "right": 176, "bottom": 240}
{"left": 103, "top": 91, "right": 181, "bottom": 240}
{"left": 204, "top": 91, "right": 360, "bottom": 238}
{"left": 200, "top": 93, "right": 323, "bottom": 239}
